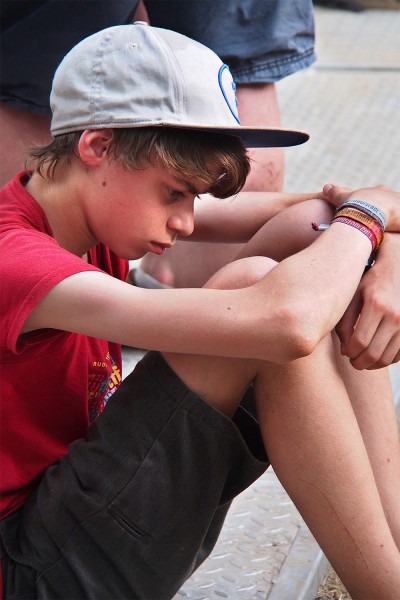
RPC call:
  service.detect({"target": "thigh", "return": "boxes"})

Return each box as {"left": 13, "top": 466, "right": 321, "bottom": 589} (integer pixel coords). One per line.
{"left": 0, "top": 352, "right": 267, "bottom": 600}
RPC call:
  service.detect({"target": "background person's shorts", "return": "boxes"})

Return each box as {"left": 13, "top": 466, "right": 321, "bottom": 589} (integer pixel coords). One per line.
{"left": 0, "top": 0, "right": 316, "bottom": 114}
{"left": 145, "top": 0, "right": 316, "bottom": 83}
{"left": 0, "top": 352, "right": 268, "bottom": 599}
{"left": 0, "top": 0, "right": 140, "bottom": 113}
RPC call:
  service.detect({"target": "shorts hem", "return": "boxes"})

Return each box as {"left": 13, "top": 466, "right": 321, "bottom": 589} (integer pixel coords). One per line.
{"left": 231, "top": 48, "right": 317, "bottom": 83}
{"left": 0, "top": 94, "right": 51, "bottom": 116}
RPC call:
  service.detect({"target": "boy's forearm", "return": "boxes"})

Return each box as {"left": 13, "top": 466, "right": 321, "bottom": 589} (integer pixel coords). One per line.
{"left": 189, "top": 190, "right": 324, "bottom": 243}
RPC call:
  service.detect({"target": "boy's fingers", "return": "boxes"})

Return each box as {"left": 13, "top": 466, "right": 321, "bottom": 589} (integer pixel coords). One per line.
{"left": 335, "top": 294, "right": 361, "bottom": 353}
{"left": 322, "top": 183, "right": 352, "bottom": 208}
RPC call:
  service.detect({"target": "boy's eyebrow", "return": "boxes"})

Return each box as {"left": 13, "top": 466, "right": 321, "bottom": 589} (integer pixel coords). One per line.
{"left": 174, "top": 177, "right": 202, "bottom": 196}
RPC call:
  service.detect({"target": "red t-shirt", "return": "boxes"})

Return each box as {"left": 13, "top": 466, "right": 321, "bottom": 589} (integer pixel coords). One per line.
{"left": 0, "top": 173, "right": 129, "bottom": 519}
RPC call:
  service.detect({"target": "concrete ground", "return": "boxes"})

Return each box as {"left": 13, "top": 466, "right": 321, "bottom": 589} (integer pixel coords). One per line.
{"left": 123, "top": 4, "right": 400, "bottom": 599}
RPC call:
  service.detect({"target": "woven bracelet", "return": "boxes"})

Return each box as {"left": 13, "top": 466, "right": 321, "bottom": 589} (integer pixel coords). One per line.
{"left": 331, "top": 215, "right": 378, "bottom": 251}
{"left": 335, "top": 207, "right": 384, "bottom": 247}
{"left": 337, "top": 199, "right": 387, "bottom": 230}
{"left": 332, "top": 215, "right": 378, "bottom": 275}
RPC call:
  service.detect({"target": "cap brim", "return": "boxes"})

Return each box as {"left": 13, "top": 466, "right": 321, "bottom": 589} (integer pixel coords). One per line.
{"left": 52, "top": 120, "right": 309, "bottom": 148}
{"left": 220, "top": 127, "right": 309, "bottom": 148}
{"left": 139, "top": 122, "right": 309, "bottom": 148}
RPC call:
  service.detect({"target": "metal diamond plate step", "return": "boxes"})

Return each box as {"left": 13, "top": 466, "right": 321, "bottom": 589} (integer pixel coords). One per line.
{"left": 173, "top": 471, "right": 316, "bottom": 600}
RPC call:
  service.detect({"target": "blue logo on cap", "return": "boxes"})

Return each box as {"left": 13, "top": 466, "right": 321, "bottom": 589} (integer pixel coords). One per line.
{"left": 218, "top": 64, "right": 240, "bottom": 124}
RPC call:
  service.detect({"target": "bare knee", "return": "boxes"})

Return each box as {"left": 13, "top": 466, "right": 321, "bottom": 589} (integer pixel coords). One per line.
{"left": 204, "top": 256, "right": 277, "bottom": 290}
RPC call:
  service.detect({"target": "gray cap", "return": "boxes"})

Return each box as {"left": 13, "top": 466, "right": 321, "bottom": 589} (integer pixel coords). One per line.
{"left": 50, "top": 22, "right": 309, "bottom": 148}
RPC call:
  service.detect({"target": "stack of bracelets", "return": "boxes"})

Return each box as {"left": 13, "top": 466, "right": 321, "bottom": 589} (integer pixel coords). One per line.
{"left": 312, "top": 199, "right": 387, "bottom": 273}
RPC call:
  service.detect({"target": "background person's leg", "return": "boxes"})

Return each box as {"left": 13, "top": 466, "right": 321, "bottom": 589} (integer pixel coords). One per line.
{"left": 0, "top": 105, "right": 52, "bottom": 186}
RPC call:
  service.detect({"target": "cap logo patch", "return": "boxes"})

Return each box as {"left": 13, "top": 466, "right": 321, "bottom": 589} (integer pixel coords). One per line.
{"left": 218, "top": 64, "right": 240, "bottom": 124}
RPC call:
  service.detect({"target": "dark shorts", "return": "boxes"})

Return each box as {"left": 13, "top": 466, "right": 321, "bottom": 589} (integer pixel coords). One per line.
{"left": 0, "top": 352, "right": 268, "bottom": 599}
{"left": 145, "top": 0, "right": 316, "bottom": 83}
{"left": 0, "top": 1, "right": 140, "bottom": 113}
{"left": 0, "top": 0, "right": 315, "bottom": 114}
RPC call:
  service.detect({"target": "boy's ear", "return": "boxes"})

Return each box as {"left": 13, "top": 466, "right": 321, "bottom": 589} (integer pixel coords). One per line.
{"left": 78, "top": 129, "right": 113, "bottom": 165}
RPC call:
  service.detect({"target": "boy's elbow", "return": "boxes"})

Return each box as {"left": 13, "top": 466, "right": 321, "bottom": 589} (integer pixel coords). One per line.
{"left": 273, "top": 304, "right": 322, "bottom": 362}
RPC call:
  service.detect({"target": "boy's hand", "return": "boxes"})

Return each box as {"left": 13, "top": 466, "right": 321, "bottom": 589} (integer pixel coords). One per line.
{"left": 336, "top": 232, "right": 400, "bottom": 369}
{"left": 322, "top": 183, "right": 400, "bottom": 232}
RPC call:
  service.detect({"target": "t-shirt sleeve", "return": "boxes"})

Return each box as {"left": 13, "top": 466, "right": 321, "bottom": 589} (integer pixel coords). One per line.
{"left": 0, "top": 229, "right": 104, "bottom": 353}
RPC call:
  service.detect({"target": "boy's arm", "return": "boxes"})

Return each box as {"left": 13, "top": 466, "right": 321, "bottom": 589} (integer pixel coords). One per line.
{"left": 188, "top": 190, "right": 324, "bottom": 243}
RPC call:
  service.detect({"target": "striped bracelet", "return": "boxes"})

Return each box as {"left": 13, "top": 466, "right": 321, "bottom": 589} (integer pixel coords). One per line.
{"left": 331, "top": 215, "right": 379, "bottom": 251}
{"left": 336, "top": 199, "right": 387, "bottom": 230}
{"left": 334, "top": 207, "right": 384, "bottom": 247}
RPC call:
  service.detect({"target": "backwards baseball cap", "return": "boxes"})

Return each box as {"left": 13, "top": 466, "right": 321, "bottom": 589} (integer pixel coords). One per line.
{"left": 50, "top": 22, "right": 309, "bottom": 148}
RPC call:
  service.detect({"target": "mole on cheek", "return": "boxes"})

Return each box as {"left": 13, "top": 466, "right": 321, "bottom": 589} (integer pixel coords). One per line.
{"left": 102, "top": 179, "right": 107, "bottom": 187}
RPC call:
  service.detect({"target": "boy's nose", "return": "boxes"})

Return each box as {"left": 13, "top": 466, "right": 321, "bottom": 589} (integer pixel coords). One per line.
{"left": 168, "top": 211, "right": 195, "bottom": 237}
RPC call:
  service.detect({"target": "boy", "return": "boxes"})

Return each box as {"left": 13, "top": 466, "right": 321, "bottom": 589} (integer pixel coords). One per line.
{"left": 1, "top": 23, "right": 400, "bottom": 599}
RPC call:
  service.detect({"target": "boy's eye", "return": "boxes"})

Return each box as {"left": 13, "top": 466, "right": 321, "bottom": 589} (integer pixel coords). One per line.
{"left": 168, "top": 188, "right": 185, "bottom": 200}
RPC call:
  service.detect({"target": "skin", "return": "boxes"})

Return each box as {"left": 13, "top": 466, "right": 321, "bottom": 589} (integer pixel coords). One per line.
{"left": 11, "top": 130, "right": 400, "bottom": 598}
{"left": 140, "top": 81, "right": 284, "bottom": 286}
{"left": 0, "top": 104, "right": 52, "bottom": 185}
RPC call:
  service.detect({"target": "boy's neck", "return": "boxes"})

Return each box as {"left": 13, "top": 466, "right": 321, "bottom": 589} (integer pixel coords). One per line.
{"left": 26, "top": 170, "right": 97, "bottom": 258}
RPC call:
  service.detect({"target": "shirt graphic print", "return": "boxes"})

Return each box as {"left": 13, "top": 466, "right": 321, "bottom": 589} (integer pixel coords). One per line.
{"left": 88, "top": 350, "right": 122, "bottom": 421}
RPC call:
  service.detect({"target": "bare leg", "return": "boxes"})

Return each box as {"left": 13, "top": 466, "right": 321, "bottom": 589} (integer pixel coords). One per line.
{"left": 236, "top": 199, "right": 400, "bottom": 553}
{"left": 253, "top": 338, "right": 400, "bottom": 599}
{"left": 0, "top": 104, "right": 52, "bottom": 186}
{"left": 164, "top": 257, "right": 400, "bottom": 599}
{"left": 140, "top": 82, "right": 284, "bottom": 287}
{"left": 334, "top": 336, "right": 400, "bottom": 549}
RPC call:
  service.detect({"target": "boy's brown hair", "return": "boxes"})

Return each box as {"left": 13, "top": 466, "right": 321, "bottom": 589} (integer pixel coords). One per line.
{"left": 30, "top": 127, "right": 250, "bottom": 199}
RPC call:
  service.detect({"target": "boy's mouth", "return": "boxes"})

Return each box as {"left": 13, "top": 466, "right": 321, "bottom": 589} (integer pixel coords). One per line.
{"left": 150, "top": 242, "right": 172, "bottom": 255}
